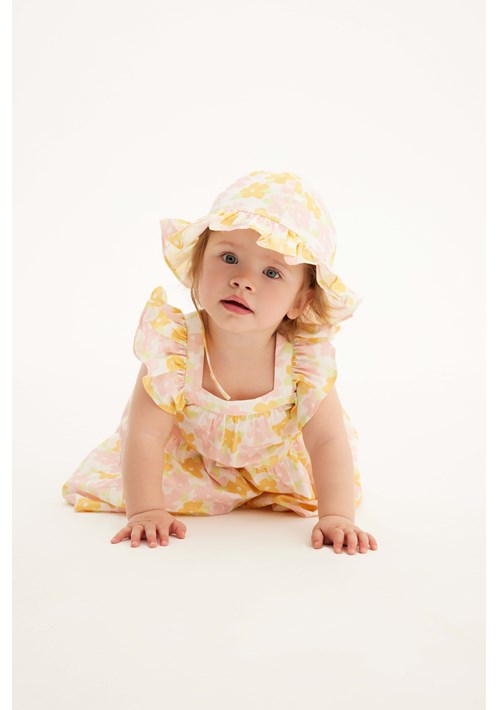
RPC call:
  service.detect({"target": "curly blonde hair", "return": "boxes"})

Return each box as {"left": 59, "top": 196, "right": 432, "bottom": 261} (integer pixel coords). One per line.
{"left": 186, "top": 228, "right": 337, "bottom": 341}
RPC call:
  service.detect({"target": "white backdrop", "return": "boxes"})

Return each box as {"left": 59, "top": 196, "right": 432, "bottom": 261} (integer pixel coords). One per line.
{"left": 13, "top": 1, "right": 485, "bottom": 708}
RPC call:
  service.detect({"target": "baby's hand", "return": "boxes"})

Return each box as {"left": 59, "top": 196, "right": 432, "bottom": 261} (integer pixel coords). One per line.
{"left": 311, "top": 515, "right": 378, "bottom": 554}
{"left": 111, "top": 509, "right": 187, "bottom": 548}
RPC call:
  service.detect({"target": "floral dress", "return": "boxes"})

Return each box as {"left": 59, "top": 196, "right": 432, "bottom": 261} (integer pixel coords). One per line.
{"left": 62, "top": 287, "right": 363, "bottom": 517}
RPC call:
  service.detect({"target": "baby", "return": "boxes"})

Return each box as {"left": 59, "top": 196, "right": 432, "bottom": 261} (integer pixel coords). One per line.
{"left": 62, "top": 170, "right": 378, "bottom": 555}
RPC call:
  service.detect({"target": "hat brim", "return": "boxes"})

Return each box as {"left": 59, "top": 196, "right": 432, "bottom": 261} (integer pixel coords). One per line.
{"left": 160, "top": 209, "right": 362, "bottom": 325}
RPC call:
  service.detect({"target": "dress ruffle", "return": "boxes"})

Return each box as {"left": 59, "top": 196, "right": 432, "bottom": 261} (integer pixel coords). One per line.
{"left": 160, "top": 209, "right": 362, "bottom": 327}
{"left": 292, "top": 325, "right": 338, "bottom": 430}
{"left": 132, "top": 286, "right": 187, "bottom": 414}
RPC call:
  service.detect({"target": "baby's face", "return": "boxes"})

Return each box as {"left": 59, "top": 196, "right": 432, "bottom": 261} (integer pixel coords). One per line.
{"left": 197, "top": 229, "right": 312, "bottom": 334}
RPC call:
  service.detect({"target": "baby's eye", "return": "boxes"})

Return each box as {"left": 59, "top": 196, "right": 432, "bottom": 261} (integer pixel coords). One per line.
{"left": 264, "top": 268, "right": 281, "bottom": 280}
{"left": 220, "top": 253, "right": 281, "bottom": 279}
{"left": 221, "top": 253, "right": 237, "bottom": 265}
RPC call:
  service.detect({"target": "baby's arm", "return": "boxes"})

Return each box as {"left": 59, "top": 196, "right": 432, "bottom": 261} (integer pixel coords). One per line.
{"left": 302, "top": 386, "right": 378, "bottom": 554}
{"left": 111, "top": 363, "right": 187, "bottom": 547}
{"left": 122, "top": 363, "right": 175, "bottom": 516}
{"left": 302, "top": 386, "right": 355, "bottom": 519}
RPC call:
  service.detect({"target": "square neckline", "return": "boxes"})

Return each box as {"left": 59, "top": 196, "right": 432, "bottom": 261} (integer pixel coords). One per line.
{"left": 184, "top": 309, "right": 295, "bottom": 414}
{"left": 200, "top": 330, "right": 281, "bottom": 402}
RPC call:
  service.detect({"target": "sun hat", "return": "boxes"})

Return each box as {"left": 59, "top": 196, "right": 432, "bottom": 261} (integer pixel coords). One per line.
{"left": 158, "top": 170, "right": 362, "bottom": 400}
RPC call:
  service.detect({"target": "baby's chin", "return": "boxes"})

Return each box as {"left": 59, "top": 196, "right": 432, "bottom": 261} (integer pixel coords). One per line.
{"left": 200, "top": 307, "right": 282, "bottom": 336}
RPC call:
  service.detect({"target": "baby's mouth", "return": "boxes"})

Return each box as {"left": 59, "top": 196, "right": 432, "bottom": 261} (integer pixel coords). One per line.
{"left": 221, "top": 300, "right": 253, "bottom": 312}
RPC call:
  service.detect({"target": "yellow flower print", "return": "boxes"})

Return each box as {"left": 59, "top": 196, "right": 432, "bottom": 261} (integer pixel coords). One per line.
{"left": 268, "top": 238, "right": 298, "bottom": 259}
{"left": 180, "top": 501, "right": 208, "bottom": 515}
{"left": 247, "top": 170, "right": 295, "bottom": 184}
{"left": 166, "top": 354, "right": 185, "bottom": 372}
{"left": 222, "top": 428, "right": 242, "bottom": 453}
{"left": 219, "top": 211, "right": 241, "bottom": 227}
{"left": 266, "top": 172, "right": 296, "bottom": 184}
{"left": 331, "top": 276, "right": 346, "bottom": 294}
{"left": 96, "top": 471, "right": 116, "bottom": 480}
{"left": 303, "top": 192, "right": 322, "bottom": 220}
{"left": 180, "top": 431, "right": 197, "bottom": 451}
{"left": 253, "top": 401, "right": 278, "bottom": 414}
{"left": 354, "top": 467, "right": 363, "bottom": 506}
{"left": 294, "top": 240, "right": 315, "bottom": 263}
{"left": 257, "top": 476, "right": 278, "bottom": 491}
{"left": 142, "top": 378, "right": 176, "bottom": 414}
{"left": 296, "top": 379, "right": 313, "bottom": 396}
{"left": 171, "top": 326, "right": 187, "bottom": 344}
{"left": 222, "top": 477, "right": 249, "bottom": 495}
{"left": 151, "top": 319, "right": 185, "bottom": 346}
{"left": 172, "top": 391, "right": 186, "bottom": 413}
{"left": 74, "top": 497, "right": 102, "bottom": 512}
{"left": 324, "top": 374, "right": 337, "bottom": 393}
{"left": 287, "top": 448, "right": 300, "bottom": 464}
{"left": 272, "top": 409, "right": 292, "bottom": 437}
{"left": 182, "top": 456, "right": 205, "bottom": 479}
{"left": 151, "top": 313, "right": 167, "bottom": 330}
{"left": 150, "top": 287, "right": 166, "bottom": 307}
{"left": 240, "top": 182, "right": 270, "bottom": 199}
{"left": 253, "top": 207, "right": 273, "bottom": 220}
{"left": 169, "top": 232, "right": 183, "bottom": 249}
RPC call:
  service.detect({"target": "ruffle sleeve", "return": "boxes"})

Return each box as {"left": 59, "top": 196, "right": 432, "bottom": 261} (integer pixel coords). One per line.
{"left": 292, "top": 325, "right": 338, "bottom": 430}
{"left": 132, "top": 286, "right": 187, "bottom": 415}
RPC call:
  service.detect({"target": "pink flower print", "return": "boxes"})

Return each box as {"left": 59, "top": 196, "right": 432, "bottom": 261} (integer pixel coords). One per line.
{"left": 93, "top": 449, "right": 120, "bottom": 470}
{"left": 287, "top": 201, "right": 312, "bottom": 232}
{"left": 266, "top": 194, "right": 291, "bottom": 216}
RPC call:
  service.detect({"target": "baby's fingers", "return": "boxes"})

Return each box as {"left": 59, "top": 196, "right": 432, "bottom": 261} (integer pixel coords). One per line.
{"left": 170, "top": 519, "right": 187, "bottom": 539}
{"left": 110, "top": 526, "right": 131, "bottom": 544}
{"left": 344, "top": 530, "right": 358, "bottom": 555}
{"left": 355, "top": 530, "right": 379, "bottom": 552}
{"left": 357, "top": 531, "right": 371, "bottom": 553}
{"left": 145, "top": 523, "right": 159, "bottom": 548}
{"left": 366, "top": 533, "right": 378, "bottom": 551}
{"left": 157, "top": 524, "right": 170, "bottom": 546}
{"left": 130, "top": 525, "right": 144, "bottom": 547}
{"left": 331, "top": 528, "right": 345, "bottom": 553}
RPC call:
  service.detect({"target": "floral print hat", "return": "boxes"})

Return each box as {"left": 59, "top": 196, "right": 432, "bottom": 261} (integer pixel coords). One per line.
{"left": 159, "top": 170, "right": 362, "bottom": 400}
{"left": 160, "top": 170, "right": 362, "bottom": 320}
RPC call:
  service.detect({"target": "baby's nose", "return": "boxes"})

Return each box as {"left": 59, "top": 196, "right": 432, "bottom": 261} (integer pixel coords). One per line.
{"left": 229, "top": 275, "right": 255, "bottom": 290}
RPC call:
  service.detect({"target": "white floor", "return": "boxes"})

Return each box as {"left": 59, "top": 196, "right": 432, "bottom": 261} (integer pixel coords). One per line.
{"left": 13, "top": 379, "right": 485, "bottom": 709}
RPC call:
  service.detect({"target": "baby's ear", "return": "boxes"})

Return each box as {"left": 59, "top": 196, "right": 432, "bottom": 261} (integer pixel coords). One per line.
{"left": 287, "top": 287, "right": 314, "bottom": 320}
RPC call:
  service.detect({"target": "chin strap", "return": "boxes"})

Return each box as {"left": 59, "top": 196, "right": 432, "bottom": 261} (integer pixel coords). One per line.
{"left": 192, "top": 294, "right": 232, "bottom": 401}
